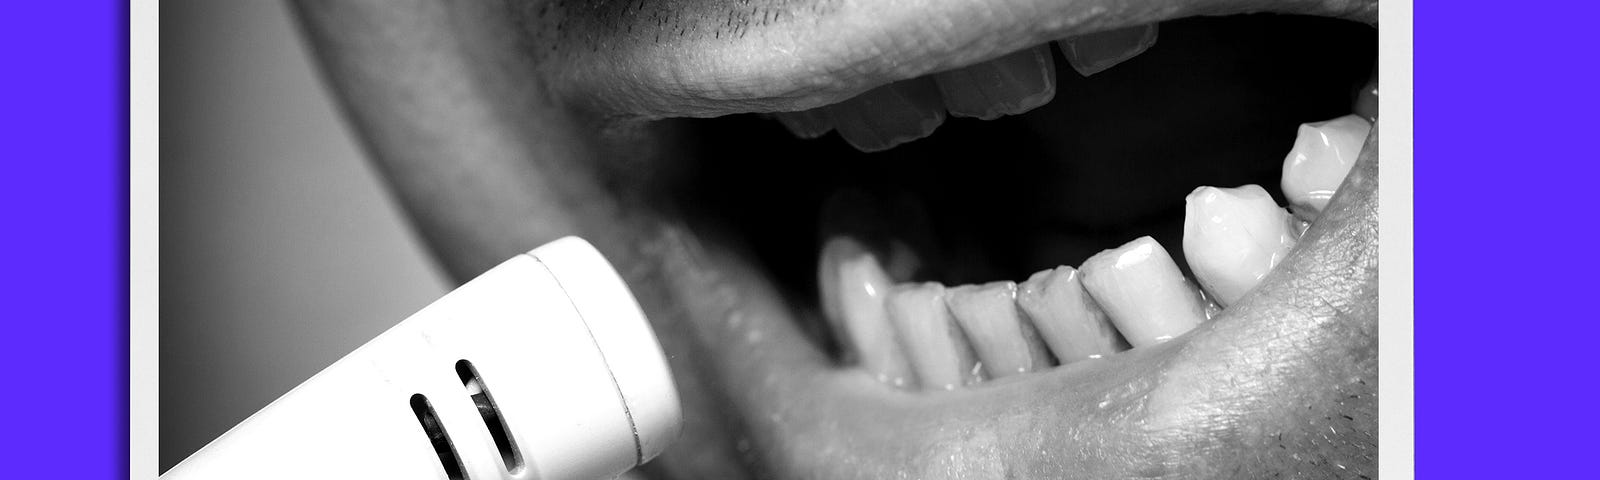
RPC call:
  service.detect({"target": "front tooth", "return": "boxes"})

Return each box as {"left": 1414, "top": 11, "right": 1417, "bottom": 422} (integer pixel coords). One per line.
{"left": 827, "top": 78, "right": 947, "bottom": 152}
{"left": 818, "top": 237, "right": 919, "bottom": 387}
{"left": 933, "top": 45, "right": 1057, "bottom": 120}
{"left": 773, "top": 109, "right": 834, "bottom": 139}
{"left": 1079, "top": 236, "right": 1208, "bottom": 348}
{"left": 1183, "top": 185, "right": 1301, "bottom": 307}
{"left": 1280, "top": 114, "right": 1372, "bottom": 222}
{"left": 1057, "top": 23, "right": 1159, "bottom": 77}
{"left": 886, "top": 282, "right": 982, "bottom": 390}
{"left": 944, "top": 281, "right": 1053, "bottom": 378}
{"left": 1016, "top": 266, "right": 1130, "bottom": 363}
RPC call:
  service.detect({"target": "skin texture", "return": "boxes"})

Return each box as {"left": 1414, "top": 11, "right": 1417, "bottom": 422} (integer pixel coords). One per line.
{"left": 293, "top": 1, "right": 1379, "bottom": 478}
{"left": 519, "top": 0, "right": 1375, "bottom": 118}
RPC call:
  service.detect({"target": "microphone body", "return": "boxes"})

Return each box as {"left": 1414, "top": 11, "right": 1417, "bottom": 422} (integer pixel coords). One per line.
{"left": 163, "top": 237, "right": 682, "bottom": 480}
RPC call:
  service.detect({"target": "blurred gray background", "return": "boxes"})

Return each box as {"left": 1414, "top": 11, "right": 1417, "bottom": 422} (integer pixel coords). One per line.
{"left": 160, "top": 1, "right": 449, "bottom": 471}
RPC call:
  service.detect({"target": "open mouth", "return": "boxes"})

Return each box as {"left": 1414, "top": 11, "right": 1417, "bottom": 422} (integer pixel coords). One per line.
{"left": 607, "top": 14, "right": 1380, "bottom": 478}
{"left": 298, "top": 2, "right": 1381, "bottom": 478}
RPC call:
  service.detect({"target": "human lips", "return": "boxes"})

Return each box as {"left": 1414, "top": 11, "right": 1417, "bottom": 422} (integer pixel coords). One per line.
{"left": 525, "top": 0, "right": 1374, "bottom": 119}
{"left": 577, "top": 17, "right": 1381, "bottom": 478}
{"left": 295, "top": 2, "right": 1383, "bottom": 477}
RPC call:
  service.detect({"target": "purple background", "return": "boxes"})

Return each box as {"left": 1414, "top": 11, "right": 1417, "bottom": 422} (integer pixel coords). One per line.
{"left": 1, "top": 1, "right": 123, "bottom": 478}
{"left": 1415, "top": 0, "right": 1600, "bottom": 478}
{"left": 7, "top": 0, "right": 1596, "bottom": 477}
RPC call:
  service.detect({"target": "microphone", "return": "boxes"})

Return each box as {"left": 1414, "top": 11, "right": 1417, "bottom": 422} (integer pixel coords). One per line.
{"left": 163, "top": 237, "right": 682, "bottom": 480}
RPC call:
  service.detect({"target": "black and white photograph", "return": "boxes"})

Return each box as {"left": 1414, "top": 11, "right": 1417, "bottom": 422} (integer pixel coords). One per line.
{"left": 159, "top": 1, "right": 1398, "bottom": 478}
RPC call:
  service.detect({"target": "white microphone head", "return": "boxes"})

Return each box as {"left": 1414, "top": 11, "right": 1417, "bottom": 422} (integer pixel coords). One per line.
{"left": 163, "top": 237, "right": 682, "bottom": 480}
{"left": 529, "top": 237, "right": 683, "bottom": 465}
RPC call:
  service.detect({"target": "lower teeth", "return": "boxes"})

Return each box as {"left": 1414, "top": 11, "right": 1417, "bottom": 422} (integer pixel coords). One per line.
{"left": 816, "top": 237, "right": 918, "bottom": 387}
{"left": 812, "top": 111, "right": 1368, "bottom": 391}
{"left": 1182, "top": 184, "right": 1301, "bottom": 307}
{"left": 1280, "top": 114, "right": 1373, "bottom": 222}
{"left": 885, "top": 282, "right": 982, "bottom": 390}
{"left": 1016, "top": 266, "right": 1128, "bottom": 364}
{"left": 1079, "top": 236, "right": 1209, "bottom": 348}
{"left": 945, "top": 281, "right": 1055, "bottom": 378}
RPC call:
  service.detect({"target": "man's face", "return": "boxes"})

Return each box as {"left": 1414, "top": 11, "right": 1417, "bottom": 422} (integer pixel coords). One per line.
{"left": 298, "top": 1, "right": 1379, "bottom": 477}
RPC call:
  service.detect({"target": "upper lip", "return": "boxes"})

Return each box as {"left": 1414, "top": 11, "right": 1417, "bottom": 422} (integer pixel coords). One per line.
{"left": 539, "top": 0, "right": 1376, "bottom": 119}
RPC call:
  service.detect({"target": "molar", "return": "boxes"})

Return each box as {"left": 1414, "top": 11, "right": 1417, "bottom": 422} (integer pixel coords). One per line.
{"left": 826, "top": 78, "right": 947, "bottom": 152}
{"left": 933, "top": 45, "right": 1057, "bottom": 120}
{"left": 885, "top": 282, "right": 982, "bottom": 390}
{"left": 945, "top": 281, "right": 1054, "bottom": 378}
{"left": 1057, "top": 23, "right": 1160, "bottom": 77}
{"left": 1183, "top": 185, "right": 1301, "bottom": 307}
{"left": 1016, "top": 266, "right": 1130, "bottom": 363}
{"left": 1280, "top": 114, "right": 1371, "bottom": 221}
{"left": 817, "top": 237, "right": 919, "bottom": 387}
{"left": 1079, "top": 236, "right": 1208, "bottom": 347}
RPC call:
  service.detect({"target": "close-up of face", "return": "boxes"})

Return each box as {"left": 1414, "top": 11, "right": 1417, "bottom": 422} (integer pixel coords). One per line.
{"left": 292, "top": 0, "right": 1381, "bottom": 478}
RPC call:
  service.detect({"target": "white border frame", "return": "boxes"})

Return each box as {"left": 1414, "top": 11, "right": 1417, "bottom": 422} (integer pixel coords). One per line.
{"left": 128, "top": 0, "right": 1415, "bottom": 477}
{"left": 131, "top": 0, "right": 159, "bottom": 477}
{"left": 1378, "top": 0, "right": 1415, "bottom": 478}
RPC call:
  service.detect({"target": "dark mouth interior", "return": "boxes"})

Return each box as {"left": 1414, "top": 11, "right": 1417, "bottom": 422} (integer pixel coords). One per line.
{"left": 662, "top": 14, "right": 1375, "bottom": 356}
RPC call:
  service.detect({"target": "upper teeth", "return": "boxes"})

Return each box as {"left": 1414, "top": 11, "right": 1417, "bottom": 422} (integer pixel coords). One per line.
{"left": 772, "top": 25, "right": 1159, "bottom": 153}
{"left": 933, "top": 45, "right": 1058, "bottom": 121}
{"left": 825, "top": 78, "right": 949, "bottom": 152}
{"left": 1057, "top": 24, "right": 1160, "bottom": 77}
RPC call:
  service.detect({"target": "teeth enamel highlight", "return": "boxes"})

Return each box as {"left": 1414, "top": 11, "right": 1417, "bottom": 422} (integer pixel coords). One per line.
{"left": 826, "top": 78, "right": 947, "bottom": 152}
{"left": 1079, "top": 236, "right": 1208, "bottom": 348}
{"left": 1016, "top": 266, "right": 1129, "bottom": 363}
{"left": 773, "top": 109, "right": 834, "bottom": 139}
{"left": 1057, "top": 24, "right": 1159, "bottom": 77}
{"left": 1355, "top": 69, "right": 1378, "bottom": 122}
{"left": 933, "top": 45, "right": 1057, "bottom": 120}
{"left": 1197, "top": 288, "right": 1224, "bottom": 320}
{"left": 885, "top": 282, "right": 982, "bottom": 390}
{"left": 817, "top": 237, "right": 919, "bottom": 387}
{"left": 1183, "top": 185, "right": 1301, "bottom": 307}
{"left": 945, "top": 281, "right": 1054, "bottom": 378}
{"left": 1281, "top": 114, "right": 1372, "bottom": 222}
{"left": 818, "top": 190, "right": 934, "bottom": 281}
